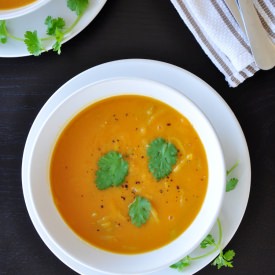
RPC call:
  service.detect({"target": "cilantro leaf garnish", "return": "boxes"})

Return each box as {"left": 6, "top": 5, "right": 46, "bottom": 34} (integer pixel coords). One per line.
{"left": 0, "top": 20, "right": 8, "bottom": 44}
{"left": 212, "top": 250, "right": 235, "bottom": 269}
{"left": 1, "top": 0, "right": 90, "bottom": 55}
{"left": 44, "top": 16, "right": 66, "bottom": 55}
{"left": 200, "top": 234, "right": 216, "bottom": 248}
{"left": 170, "top": 256, "right": 191, "bottom": 271}
{"left": 128, "top": 196, "right": 151, "bottom": 227}
{"left": 51, "top": 29, "right": 64, "bottom": 55}
{"left": 147, "top": 138, "right": 178, "bottom": 180}
{"left": 170, "top": 161, "right": 239, "bottom": 272}
{"left": 226, "top": 161, "right": 239, "bottom": 192}
{"left": 226, "top": 178, "right": 238, "bottom": 192}
{"left": 24, "top": 31, "right": 43, "bottom": 56}
{"left": 95, "top": 151, "right": 128, "bottom": 190}
{"left": 45, "top": 16, "right": 65, "bottom": 36}
{"left": 170, "top": 219, "right": 236, "bottom": 271}
{"left": 67, "top": 0, "right": 89, "bottom": 16}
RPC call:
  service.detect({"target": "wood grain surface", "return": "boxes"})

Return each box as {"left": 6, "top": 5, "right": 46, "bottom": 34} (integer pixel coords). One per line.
{"left": 1, "top": 1, "right": 275, "bottom": 274}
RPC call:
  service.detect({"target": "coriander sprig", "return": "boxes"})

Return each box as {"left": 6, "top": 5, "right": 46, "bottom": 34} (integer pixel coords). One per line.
{"left": 170, "top": 162, "right": 239, "bottom": 272}
{"left": 0, "top": 0, "right": 89, "bottom": 56}
{"left": 170, "top": 219, "right": 236, "bottom": 271}
{"left": 226, "top": 161, "right": 239, "bottom": 192}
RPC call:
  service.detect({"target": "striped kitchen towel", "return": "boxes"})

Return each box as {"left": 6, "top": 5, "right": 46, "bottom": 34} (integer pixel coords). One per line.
{"left": 171, "top": 0, "right": 274, "bottom": 87}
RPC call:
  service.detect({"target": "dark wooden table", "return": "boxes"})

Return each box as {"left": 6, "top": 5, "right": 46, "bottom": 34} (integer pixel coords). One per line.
{"left": 1, "top": 1, "right": 275, "bottom": 274}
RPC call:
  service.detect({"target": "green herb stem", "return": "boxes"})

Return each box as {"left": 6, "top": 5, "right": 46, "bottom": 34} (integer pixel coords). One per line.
{"left": 227, "top": 161, "right": 239, "bottom": 176}
{"left": 189, "top": 218, "right": 222, "bottom": 261}
{"left": 189, "top": 247, "right": 219, "bottom": 261}
{"left": 217, "top": 218, "right": 222, "bottom": 247}
{"left": 64, "top": 13, "right": 83, "bottom": 35}
{"left": 6, "top": 31, "right": 24, "bottom": 42}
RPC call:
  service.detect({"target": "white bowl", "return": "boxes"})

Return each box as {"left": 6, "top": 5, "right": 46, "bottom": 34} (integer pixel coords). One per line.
{"left": 22, "top": 77, "right": 226, "bottom": 274}
{"left": 0, "top": 0, "right": 50, "bottom": 20}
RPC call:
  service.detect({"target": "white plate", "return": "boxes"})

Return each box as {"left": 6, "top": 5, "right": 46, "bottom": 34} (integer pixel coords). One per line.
{"left": 0, "top": 0, "right": 107, "bottom": 57}
{"left": 22, "top": 59, "right": 251, "bottom": 274}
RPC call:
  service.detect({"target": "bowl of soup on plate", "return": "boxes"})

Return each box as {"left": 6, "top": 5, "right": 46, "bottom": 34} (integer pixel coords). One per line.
{"left": 22, "top": 77, "right": 226, "bottom": 274}
{"left": 0, "top": 0, "right": 50, "bottom": 20}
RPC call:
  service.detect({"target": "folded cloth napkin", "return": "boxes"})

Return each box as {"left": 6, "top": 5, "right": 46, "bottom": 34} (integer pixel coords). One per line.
{"left": 171, "top": 0, "right": 275, "bottom": 87}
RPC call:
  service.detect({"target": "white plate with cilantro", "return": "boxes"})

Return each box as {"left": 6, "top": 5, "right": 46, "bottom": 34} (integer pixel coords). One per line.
{"left": 0, "top": 0, "right": 107, "bottom": 57}
{"left": 22, "top": 59, "right": 251, "bottom": 274}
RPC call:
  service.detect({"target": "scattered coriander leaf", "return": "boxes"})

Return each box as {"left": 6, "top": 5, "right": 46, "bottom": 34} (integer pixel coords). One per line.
{"left": 147, "top": 137, "right": 178, "bottom": 180}
{"left": 52, "top": 29, "right": 64, "bottom": 55}
{"left": 170, "top": 256, "right": 191, "bottom": 271}
{"left": 200, "top": 234, "right": 216, "bottom": 248}
{"left": 67, "top": 0, "right": 89, "bottom": 16}
{"left": 44, "top": 16, "right": 66, "bottom": 54}
{"left": 45, "top": 16, "right": 65, "bottom": 35}
{"left": 226, "top": 177, "right": 239, "bottom": 192}
{"left": 128, "top": 196, "right": 151, "bottom": 227}
{"left": 212, "top": 250, "right": 235, "bottom": 269}
{"left": 226, "top": 161, "right": 239, "bottom": 192}
{"left": 0, "top": 20, "right": 8, "bottom": 44}
{"left": 223, "top": 250, "right": 236, "bottom": 261}
{"left": 24, "top": 31, "right": 43, "bottom": 56}
{"left": 95, "top": 151, "right": 128, "bottom": 190}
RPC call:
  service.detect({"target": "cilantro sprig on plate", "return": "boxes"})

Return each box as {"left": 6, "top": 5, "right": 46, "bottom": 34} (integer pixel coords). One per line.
{"left": 226, "top": 161, "right": 239, "bottom": 192}
{"left": 0, "top": 20, "right": 7, "bottom": 43}
{"left": 147, "top": 138, "right": 178, "bottom": 180}
{"left": 170, "top": 219, "right": 236, "bottom": 271}
{"left": 170, "top": 162, "right": 239, "bottom": 272}
{"left": 0, "top": 0, "right": 89, "bottom": 56}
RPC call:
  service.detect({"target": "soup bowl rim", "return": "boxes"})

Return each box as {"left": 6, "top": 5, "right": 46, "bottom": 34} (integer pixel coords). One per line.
{"left": 22, "top": 76, "right": 226, "bottom": 274}
{"left": 0, "top": 0, "right": 50, "bottom": 20}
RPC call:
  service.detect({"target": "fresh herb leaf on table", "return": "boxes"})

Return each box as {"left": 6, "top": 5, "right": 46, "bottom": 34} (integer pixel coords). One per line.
{"left": 212, "top": 249, "right": 236, "bottom": 269}
{"left": 128, "top": 196, "right": 151, "bottom": 227}
{"left": 95, "top": 151, "right": 129, "bottom": 190}
{"left": 147, "top": 137, "right": 178, "bottom": 180}
{"left": 0, "top": 0, "right": 89, "bottom": 55}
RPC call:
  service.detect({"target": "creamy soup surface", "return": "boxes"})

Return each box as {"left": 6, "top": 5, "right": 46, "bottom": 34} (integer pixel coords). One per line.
{"left": 50, "top": 95, "right": 208, "bottom": 254}
{"left": 0, "top": 0, "right": 36, "bottom": 10}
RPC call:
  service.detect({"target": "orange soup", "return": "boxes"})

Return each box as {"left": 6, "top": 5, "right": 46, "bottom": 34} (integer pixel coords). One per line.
{"left": 0, "top": 0, "right": 36, "bottom": 10}
{"left": 50, "top": 95, "right": 208, "bottom": 254}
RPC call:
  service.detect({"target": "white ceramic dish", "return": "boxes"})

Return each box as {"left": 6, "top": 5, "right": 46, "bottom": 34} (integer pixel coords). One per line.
{"left": 0, "top": 0, "right": 50, "bottom": 20}
{"left": 22, "top": 77, "right": 225, "bottom": 275}
{"left": 0, "top": 0, "right": 107, "bottom": 57}
{"left": 22, "top": 59, "right": 251, "bottom": 274}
